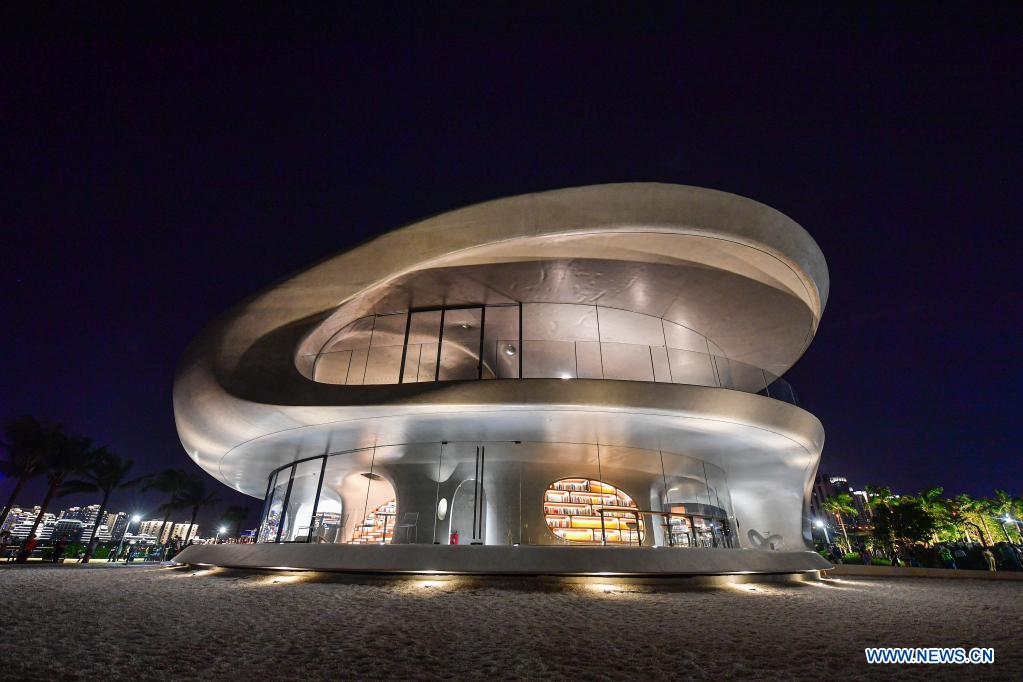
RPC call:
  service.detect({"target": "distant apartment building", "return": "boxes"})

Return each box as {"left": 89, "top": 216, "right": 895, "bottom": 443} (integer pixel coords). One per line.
{"left": 810, "top": 473, "right": 873, "bottom": 528}
{"left": 3, "top": 506, "right": 138, "bottom": 544}
{"left": 51, "top": 518, "right": 86, "bottom": 543}
{"left": 138, "top": 520, "right": 199, "bottom": 543}
{"left": 105, "top": 512, "right": 129, "bottom": 542}
{"left": 60, "top": 504, "right": 101, "bottom": 527}
{"left": 6, "top": 507, "right": 57, "bottom": 540}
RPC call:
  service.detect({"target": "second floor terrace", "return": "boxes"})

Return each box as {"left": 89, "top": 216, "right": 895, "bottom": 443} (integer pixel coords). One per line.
{"left": 297, "top": 302, "right": 799, "bottom": 405}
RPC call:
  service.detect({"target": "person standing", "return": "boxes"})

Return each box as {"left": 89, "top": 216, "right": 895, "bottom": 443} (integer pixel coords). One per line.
{"left": 982, "top": 547, "right": 997, "bottom": 572}
{"left": 51, "top": 535, "right": 70, "bottom": 563}
{"left": 938, "top": 544, "right": 956, "bottom": 569}
{"left": 0, "top": 530, "right": 13, "bottom": 561}
{"left": 17, "top": 536, "right": 38, "bottom": 563}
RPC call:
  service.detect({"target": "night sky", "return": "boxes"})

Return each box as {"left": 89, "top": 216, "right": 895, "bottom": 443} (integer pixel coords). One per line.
{"left": 3, "top": 7, "right": 1021, "bottom": 530}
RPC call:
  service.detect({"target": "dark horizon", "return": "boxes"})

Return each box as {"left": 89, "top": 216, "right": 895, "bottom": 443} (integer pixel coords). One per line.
{"left": 3, "top": 8, "right": 1021, "bottom": 529}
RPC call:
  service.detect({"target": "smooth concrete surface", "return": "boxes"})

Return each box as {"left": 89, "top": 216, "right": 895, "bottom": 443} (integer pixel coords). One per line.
{"left": 828, "top": 564, "right": 1023, "bottom": 581}
{"left": 174, "top": 183, "right": 828, "bottom": 497}
{"left": 173, "top": 543, "right": 831, "bottom": 576}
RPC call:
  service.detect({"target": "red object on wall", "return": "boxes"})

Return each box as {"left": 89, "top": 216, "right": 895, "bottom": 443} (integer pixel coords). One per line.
{"left": 449, "top": 531, "right": 459, "bottom": 545}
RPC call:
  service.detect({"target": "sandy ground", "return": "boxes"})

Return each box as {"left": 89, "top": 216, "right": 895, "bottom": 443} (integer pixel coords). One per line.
{"left": 0, "top": 565, "right": 1019, "bottom": 680}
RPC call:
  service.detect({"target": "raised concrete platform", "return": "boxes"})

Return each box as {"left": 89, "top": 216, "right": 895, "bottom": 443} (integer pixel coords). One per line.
{"left": 173, "top": 543, "right": 830, "bottom": 576}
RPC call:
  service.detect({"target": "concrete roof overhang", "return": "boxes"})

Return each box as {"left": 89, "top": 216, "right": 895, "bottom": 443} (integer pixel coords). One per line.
{"left": 173, "top": 183, "right": 828, "bottom": 495}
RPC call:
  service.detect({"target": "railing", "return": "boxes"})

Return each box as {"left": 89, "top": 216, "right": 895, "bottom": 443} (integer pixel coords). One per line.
{"left": 304, "top": 340, "right": 798, "bottom": 405}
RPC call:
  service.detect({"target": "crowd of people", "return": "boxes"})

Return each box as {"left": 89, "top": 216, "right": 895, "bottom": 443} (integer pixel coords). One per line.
{"left": 0, "top": 529, "right": 231, "bottom": 563}
{"left": 824, "top": 540, "right": 1023, "bottom": 572}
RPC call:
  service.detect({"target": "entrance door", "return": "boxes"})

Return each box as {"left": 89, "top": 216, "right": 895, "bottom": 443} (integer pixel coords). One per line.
{"left": 446, "top": 444, "right": 487, "bottom": 545}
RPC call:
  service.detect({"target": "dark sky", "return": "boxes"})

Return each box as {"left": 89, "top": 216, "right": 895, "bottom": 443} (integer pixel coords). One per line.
{"left": 3, "top": 7, "right": 1021, "bottom": 530}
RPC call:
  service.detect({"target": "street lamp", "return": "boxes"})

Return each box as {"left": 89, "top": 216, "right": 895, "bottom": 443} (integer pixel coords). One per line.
{"left": 113, "top": 514, "right": 142, "bottom": 563}
{"left": 814, "top": 519, "right": 830, "bottom": 544}
{"left": 217, "top": 526, "right": 227, "bottom": 543}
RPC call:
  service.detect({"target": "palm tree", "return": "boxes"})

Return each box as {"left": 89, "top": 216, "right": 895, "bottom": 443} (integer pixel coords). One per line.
{"left": 957, "top": 494, "right": 994, "bottom": 546}
{"left": 219, "top": 505, "right": 250, "bottom": 539}
{"left": 59, "top": 450, "right": 143, "bottom": 561}
{"left": 0, "top": 417, "right": 64, "bottom": 530}
{"left": 178, "top": 477, "right": 222, "bottom": 544}
{"left": 142, "top": 469, "right": 192, "bottom": 546}
{"left": 990, "top": 490, "right": 1022, "bottom": 542}
{"left": 16, "top": 434, "right": 99, "bottom": 562}
{"left": 947, "top": 494, "right": 977, "bottom": 543}
{"left": 822, "top": 492, "right": 857, "bottom": 554}
{"left": 917, "top": 486, "right": 946, "bottom": 544}
{"left": 865, "top": 485, "right": 895, "bottom": 509}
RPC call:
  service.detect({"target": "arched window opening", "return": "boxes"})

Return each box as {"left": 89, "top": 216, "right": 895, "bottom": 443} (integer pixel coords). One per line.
{"left": 544, "top": 478, "right": 644, "bottom": 545}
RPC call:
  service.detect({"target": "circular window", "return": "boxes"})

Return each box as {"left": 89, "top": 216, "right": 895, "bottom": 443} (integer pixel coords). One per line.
{"left": 544, "top": 478, "right": 644, "bottom": 544}
{"left": 437, "top": 497, "right": 448, "bottom": 521}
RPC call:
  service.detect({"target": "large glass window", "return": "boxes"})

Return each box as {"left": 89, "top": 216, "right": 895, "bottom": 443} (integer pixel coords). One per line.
{"left": 402, "top": 310, "right": 442, "bottom": 382}
{"left": 258, "top": 468, "right": 291, "bottom": 543}
{"left": 278, "top": 458, "right": 323, "bottom": 542}
{"left": 258, "top": 442, "right": 735, "bottom": 550}
{"left": 305, "top": 303, "right": 796, "bottom": 404}
{"left": 481, "top": 305, "right": 519, "bottom": 379}
{"left": 364, "top": 313, "right": 408, "bottom": 385}
{"left": 438, "top": 308, "right": 483, "bottom": 381}
{"left": 522, "top": 303, "right": 597, "bottom": 379}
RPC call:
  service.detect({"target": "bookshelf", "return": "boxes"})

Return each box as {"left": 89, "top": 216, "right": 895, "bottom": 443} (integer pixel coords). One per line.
{"left": 544, "top": 478, "right": 644, "bottom": 544}
{"left": 350, "top": 499, "right": 397, "bottom": 544}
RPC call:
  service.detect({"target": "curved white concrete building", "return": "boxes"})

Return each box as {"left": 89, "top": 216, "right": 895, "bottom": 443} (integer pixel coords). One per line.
{"left": 173, "top": 183, "right": 830, "bottom": 575}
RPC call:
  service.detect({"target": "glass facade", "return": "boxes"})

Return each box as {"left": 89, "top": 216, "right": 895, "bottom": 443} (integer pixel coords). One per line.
{"left": 544, "top": 478, "right": 644, "bottom": 544}
{"left": 303, "top": 303, "right": 797, "bottom": 404}
{"left": 256, "top": 441, "right": 737, "bottom": 550}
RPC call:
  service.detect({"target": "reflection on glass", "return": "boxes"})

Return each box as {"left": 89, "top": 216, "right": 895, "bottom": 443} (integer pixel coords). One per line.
{"left": 279, "top": 458, "right": 322, "bottom": 542}
{"left": 522, "top": 340, "right": 576, "bottom": 379}
{"left": 364, "top": 313, "right": 407, "bottom": 384}
{"left": 258, "top": 469, "right": 290, "bottom": 543}
{"left": 439, "top": 308, "right": 482, "bottom": 380}
{"left": 403, "top": 310, "right": 442, "bottom": 382}
{"left": 482, "top": 305, "right": 519, "bottom": 379}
